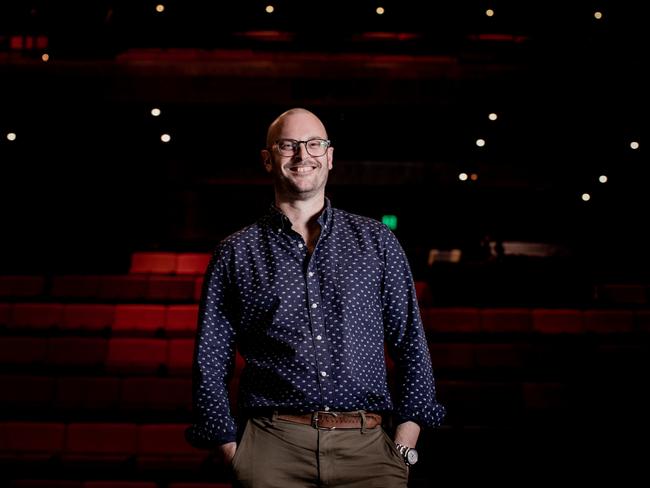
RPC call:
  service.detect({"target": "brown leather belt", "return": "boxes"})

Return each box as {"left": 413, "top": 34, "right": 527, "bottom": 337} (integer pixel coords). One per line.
{"left": 276, "top": 411, "right": 382, "bottom": 430}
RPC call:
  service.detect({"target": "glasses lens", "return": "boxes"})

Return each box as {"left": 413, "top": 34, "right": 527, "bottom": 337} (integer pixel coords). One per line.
{"left": 306, "top": 139, "right": 328, "bottom": 156}
{"left": 277, "top": 140, "right": 297, "bottom": 155}
{"left": 275, "top": 139, "right": 330, "bottom": 157}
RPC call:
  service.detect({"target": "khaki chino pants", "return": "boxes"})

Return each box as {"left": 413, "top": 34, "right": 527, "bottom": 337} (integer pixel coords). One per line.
{"left": 231, "top": 413, "right": 409, "bottom": 488}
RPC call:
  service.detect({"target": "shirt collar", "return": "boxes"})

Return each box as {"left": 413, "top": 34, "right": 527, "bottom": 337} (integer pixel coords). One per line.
{"left": 267, "top": 197, "right": 332, "bottom": 231}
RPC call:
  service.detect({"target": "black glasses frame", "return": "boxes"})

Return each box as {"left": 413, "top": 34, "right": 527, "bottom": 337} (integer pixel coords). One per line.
{"left": 273, "top": 138, "right": 331, "bottom": 157}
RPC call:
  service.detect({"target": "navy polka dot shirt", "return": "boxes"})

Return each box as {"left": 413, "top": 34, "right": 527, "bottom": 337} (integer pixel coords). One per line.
{"left": 187, "top": 199, "right": 445, "bottom": 446}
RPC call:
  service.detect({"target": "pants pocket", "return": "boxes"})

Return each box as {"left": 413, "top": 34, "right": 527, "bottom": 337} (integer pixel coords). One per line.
{"left": 231, "top": 419, "right": 251, "bottom": 472}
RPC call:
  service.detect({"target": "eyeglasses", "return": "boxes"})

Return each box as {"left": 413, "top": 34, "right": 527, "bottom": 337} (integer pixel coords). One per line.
{"left": 274, "top": 138, "right": 331, "bottom": 157}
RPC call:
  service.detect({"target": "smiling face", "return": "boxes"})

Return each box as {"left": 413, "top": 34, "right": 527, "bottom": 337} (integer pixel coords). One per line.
{"left": 262, "top": 109, "right": 334, "bottom": 202}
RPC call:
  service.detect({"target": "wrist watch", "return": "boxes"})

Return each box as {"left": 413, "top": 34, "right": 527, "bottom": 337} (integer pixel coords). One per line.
{"left": 394, "top": 443, "right": 419, "bottom": 466}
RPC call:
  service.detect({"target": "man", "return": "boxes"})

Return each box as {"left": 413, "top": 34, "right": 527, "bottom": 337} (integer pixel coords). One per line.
{"left": 187, "top": 108, "right": 445, "bottom": 487}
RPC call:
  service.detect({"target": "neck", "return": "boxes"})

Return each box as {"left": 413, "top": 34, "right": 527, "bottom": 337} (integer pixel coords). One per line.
{"left": 274, "top": 194, "right": 325, "bottom": 230}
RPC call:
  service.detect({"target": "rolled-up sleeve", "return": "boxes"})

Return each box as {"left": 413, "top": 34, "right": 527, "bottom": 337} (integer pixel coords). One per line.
{"left": 186, "top": 242, "right": 239, "bottom": 447}
{"left": 380, "top": 227, "right": 446, "bottom": 428}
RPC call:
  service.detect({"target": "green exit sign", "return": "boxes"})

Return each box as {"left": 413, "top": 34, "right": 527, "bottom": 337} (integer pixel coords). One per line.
{"left": 382, "top": 214, "right": 398, "bottom": 230}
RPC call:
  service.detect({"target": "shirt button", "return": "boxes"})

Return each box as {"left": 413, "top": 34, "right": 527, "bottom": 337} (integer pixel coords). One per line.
{"left": 277, "top": 228, "right": 281, "bottom": 233}
{"left": 311, "top": 303, "right": 318, "bottom": 309}
{"left": 316, "top": 335, "right": 322, "bottom": 340}
{"left": 324, "top": 406, "right": 330, "bottom": 411}
{"left": 308, "top": 271, "right": 314, "bottom": 277}
{"left": 298, "top": 243, "right": 304, "bottom": 249}
{"left": 320, "top": 371, "right": 327, "bottom": 377}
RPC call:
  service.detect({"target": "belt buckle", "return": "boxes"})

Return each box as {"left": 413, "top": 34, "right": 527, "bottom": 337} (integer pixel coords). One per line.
{"left": 312, "top": 411, "right": 337, "bottom": 430}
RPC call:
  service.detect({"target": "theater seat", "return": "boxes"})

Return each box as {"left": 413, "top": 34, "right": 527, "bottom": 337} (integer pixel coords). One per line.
{"left": 480, "top": 308, "right": 532, "bottom": 333}
{"left": 62, "top": 304, "right": 115, "bottom": 333}
{"left": 0, "top": 375, "right": 56, "bottom": 412}
{"left": 9, "top": 303, "right": 64, "bottom": 331}
{"left": 120, "top": 377, "right": 192, "bottom": 414}
{"left": 0, "top": 421, "right": 65, "bottom": 461}
{"left": 165, "top": 305, "right": 199, "bottom": 336}
{"left": 0, "top": 276, "right": 45, "bottom": 298}
{"left": 583, "top": 309, "right": 634, "bottom": 334}
{"left": 106, "top": 339, "right": 167, "bottom": 374}
{"left": 113, "top": 305, "right": 166, "bottom": 336}
{"left": 146, "top": 276, "right": 195, "bottom": 302}
{"left": 130, "top": 252, "right": 177, "bottom": 274}
{"left": 532, "top": 308, "right": 583, "bottom": 334}
{"left": 175, "top": 253, "right": 211, "bottom": 275}
{"left": 136, "top": 424, "right": 207, "bottom": 472}
{"left": 421, "top": 308, "right": 480, "bottom": 334}
{"left": 63, "top": 423, "right": 137, "bottom": 467}
{"left": 54, "top": 376, "right": 120, "bottom": 413}
{"left": 167, "top": 339, "right": 194, "bottom": 376}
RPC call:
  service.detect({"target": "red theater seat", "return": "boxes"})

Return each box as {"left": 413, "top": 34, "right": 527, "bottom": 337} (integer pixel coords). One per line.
{"left": 97, "top": 276, "right": 149, "bottom": 301}
{"left": 414, "top": 281, "right": 433, "bottom": 306}
{"left": 176, "top": 253, "right": 211, "bottom": 275}
{"left": 167, "top": 339, "right": 195, "bottom": 376}
{"left": 10, "top": 303, "right": 64, "bottom": 331}
{"left": 583, "top": 309, "right": 635, "bottom": 334}
{"left": 54, "top": 376, "right": 120, "bottom": 412}
{"left": 63, "top": 422, "right": 137, "bottom": 465}
{"left": 0, "top": 375, "right": 55, "bottom": 410}
{"left": 120, "top": 377, "right": 192, "bottom": 413}
{"left": 193, "top": 277, "right": 204, "bottom": 302}
{"left": 428, "top": 343, "right": 475, "bottom": 370}
{"left": 0, "top": 421, "right": 65, "bottom": 461}
{"left": 136, "top": 424, "right": 206, "bottom": 471}
{"left": 0, "top": 302, "right": 11, "bottom": 326}
{"left": 130, "top": 252, "right": 177, "bottom": 274}
{"left": 146, "top": 276, "right": 195, "bottom": 302}
{"left": 113, "top": 305, "right": 166, "bottom": 336}
{"left": 532, "top": 308, "right": 583, "bottom": 334}
{"left": 421, "top": 307, "right": 480, "bottom": 333}
{"left": 51, "top": 276, "right": 102, "bottom": 300}
{"left": 165, "top": 305, "right": 199, "bottom": 336}
{"left": 480, "top": 308, "right": 532, "bottom": 333}
{"left": 106, "top": 339, "right": 167, "bottom": 374}
{"left": 0, "top": 276, "right": 45, "bottom": 298}
{"left": 0, "top": 337, "right": 48, "bottom": 366}
{"left": 46, "top": 338, "right": 108, "bottom": 368}
{"left": 62, "top": 304, "right": 115, "bottom": 332}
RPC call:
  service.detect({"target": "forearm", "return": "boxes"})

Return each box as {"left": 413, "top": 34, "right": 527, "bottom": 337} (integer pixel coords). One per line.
{"left": 393, "top": 420, "right": 420, "bottom": 447}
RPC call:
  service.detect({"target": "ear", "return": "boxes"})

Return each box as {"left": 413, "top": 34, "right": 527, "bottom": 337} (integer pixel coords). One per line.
{"left": 261, "top": 149, "right": 273, "bottom": 172}
{"left": 327, "top": 146, "right": 334, "bottom": 170}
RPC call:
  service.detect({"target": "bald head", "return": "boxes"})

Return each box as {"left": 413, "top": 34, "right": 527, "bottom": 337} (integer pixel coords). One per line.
{"left": 265, "top": 108, "right": 328, "bottom": 148}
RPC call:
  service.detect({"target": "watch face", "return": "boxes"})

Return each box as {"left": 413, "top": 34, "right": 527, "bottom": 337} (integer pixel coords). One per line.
{"left": 406, "top": 449, "right": 418, "bottom": 465}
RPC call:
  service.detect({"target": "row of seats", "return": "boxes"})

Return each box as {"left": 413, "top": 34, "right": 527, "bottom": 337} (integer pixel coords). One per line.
{"left": 0, "top": 373, "right": 567, "bottom": 424}
{"left": 1, "top": 335, "right": 646, "bottom": 380}
{"left": 0, "top": 304, "right": 199, "bottom": 336}
{"left": 0, "top": 337, "right": 197, "bottom": 375}
{"left": 0, "top": 421, "right": 210, "bottom": 471}
{"left": 0, "top": 275, "right": 203, "bottom": 302}
{"left": 129, "top": 252, "right": 212, "bottom": 276}
{"left": 2, "top": 302, "right": 649, "bottom": 335}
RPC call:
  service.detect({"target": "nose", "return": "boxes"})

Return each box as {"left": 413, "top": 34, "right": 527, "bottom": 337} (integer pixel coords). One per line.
{"left": 293, "top": 141, "right": 309, "bottom": 159}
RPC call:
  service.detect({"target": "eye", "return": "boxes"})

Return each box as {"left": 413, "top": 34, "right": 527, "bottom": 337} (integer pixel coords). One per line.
{"left": 278, "top": 140, "right": 296, "bottom": 151}
{"left": 307, "top": 140, "right": 324, "bottom": 150}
